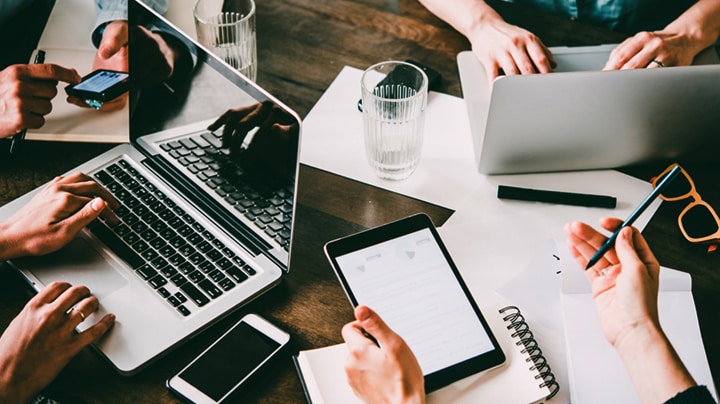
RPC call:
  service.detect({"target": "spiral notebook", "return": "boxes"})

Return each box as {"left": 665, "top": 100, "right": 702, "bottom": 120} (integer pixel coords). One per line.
{"left": 293, "top": 296, "right": 559, "bottom": 403}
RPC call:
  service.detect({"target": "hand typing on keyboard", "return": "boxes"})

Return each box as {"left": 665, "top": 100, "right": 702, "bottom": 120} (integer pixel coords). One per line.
{"left": 0, "top": 172, "right": 119, "bottom": 260}
{"left": 208, "top": 101, "right": 299, "bottom": 179}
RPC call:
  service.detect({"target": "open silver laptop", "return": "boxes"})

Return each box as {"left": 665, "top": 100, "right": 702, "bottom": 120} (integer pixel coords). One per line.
{"left": 0, "top": 1, "right": 301, "bottom": 374}
{"left": 458, "top": 44, "right": 720, "bottom": 174}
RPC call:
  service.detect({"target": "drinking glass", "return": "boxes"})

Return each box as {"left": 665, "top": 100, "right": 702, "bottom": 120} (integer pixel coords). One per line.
{"left": 361, "top": 61, "right": 428, "bottom": 180}
{"left": 194, "top": 0, "right": 257, "bottom": 81}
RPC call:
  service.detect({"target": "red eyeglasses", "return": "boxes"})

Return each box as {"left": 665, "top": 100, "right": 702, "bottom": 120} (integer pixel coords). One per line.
{"left": 652, "top": 164, "right": 720, "bottom": 244}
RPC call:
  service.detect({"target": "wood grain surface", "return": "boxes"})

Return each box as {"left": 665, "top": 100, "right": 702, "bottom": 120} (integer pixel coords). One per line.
{"left": 0, "top": 0, "right": 716, "bottom": 402}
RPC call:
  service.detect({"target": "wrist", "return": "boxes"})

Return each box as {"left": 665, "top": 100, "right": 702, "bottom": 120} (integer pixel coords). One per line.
{"left": 0, "top": 361, "right": 32, "bottom": 404}
{"left": 664, "top": 15, "right": 720, "bottom": 55}
{"left": 0, "top": 220, "right": 33, "bottom": 260}
{"left": 613, "top": 320, "right": 696, "bottom": 403}
{"left": 0, "top": 221, "right": 20, "bottom": 261}
{"left": 463, "top": 2, "right": 504, "bottom": 40}
{"left": 612, "top": 318, "right": 664, "bottom": 358}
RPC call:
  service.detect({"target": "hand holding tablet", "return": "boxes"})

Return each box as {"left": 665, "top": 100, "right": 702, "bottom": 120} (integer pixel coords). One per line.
{"left": 324, "top": 213, "right": 506, "bottom": 392}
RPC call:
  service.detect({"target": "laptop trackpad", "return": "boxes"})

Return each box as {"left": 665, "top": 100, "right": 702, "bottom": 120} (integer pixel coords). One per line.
{"left": 16, "top": 237, "right": 128, "bottom": 299}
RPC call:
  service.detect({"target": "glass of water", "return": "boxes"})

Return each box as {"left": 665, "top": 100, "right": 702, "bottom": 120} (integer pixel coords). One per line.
{"left": 361, "top": 61, "right": 428, "bottom": 180}
{"left": 194, "top": 0, "right": 257, "bottom": 81}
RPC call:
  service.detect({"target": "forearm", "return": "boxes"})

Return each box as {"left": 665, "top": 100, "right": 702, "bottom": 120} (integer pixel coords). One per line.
{"left": 614, "top": 322, "right": 696, "bottom": 403}
{"left": 664, "top": 0, "right": 720, "bottom": 54}
{"left": 418, "top": 0, "right": 504, "bottom": 39}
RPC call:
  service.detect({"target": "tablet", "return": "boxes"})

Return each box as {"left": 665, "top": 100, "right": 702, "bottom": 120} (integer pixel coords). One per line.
{"left": 324, "top": 213, "right": 506, "bottom": 392}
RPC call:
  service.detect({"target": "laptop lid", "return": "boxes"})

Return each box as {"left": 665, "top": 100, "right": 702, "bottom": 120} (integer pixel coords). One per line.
{"left": 130, "top": 0, "right": 300, "bottom": 270}
{"left": 459, "top": 45, "right": 720, "bottom": 174}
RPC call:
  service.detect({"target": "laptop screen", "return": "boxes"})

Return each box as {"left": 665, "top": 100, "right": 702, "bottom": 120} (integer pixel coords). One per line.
{"left": 129, "top": 0, "right": 301, "bottom": 269}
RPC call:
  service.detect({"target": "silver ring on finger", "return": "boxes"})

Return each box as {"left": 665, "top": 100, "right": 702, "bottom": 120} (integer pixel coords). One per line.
{"left": 649, "top": 59, "right": 665, "bottom": 68}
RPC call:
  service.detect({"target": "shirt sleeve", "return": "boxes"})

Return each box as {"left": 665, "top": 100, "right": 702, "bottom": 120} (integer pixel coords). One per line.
{"left": 664, "top": 386, "right": 717, "bottom": 404}
{"left": 92, "top": 0, "right": 170, "bottom": 48}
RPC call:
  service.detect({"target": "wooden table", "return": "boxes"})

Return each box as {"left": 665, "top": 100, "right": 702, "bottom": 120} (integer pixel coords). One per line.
{"left": 0, "top": 0, "right": 717, "bottom": 402}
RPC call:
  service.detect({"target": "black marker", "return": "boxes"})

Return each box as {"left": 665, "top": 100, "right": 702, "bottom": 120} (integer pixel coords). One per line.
{"left": 584, "top": 165, "right": 682, "bottom": 270}
{"left": 497, "top": 185, "right": 617, "bottom": 209}
{"left": 10, "top": 50, "right": 45, "bottom": 155}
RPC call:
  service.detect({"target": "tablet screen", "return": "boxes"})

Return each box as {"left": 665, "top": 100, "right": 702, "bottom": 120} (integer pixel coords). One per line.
{"left": 326, "top": 214, "right": 504, "bottom": 391}
{"left": 335, "top": 227, "right": 494, "bottom": 374}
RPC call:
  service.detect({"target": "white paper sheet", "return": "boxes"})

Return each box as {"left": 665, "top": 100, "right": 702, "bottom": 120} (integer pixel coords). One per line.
{"left": 300, "top": 66, "right": 477, "bottom": 209}
{"left": 438, "top": 169, "right": 660, "bottom": 293}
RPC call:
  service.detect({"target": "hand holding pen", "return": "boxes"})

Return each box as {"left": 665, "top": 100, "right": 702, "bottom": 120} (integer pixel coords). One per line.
{"left": 584, "top": 165, "right": 682, "bottom": 270}
{"left": 1, "top": 50, "right": 81, "bottom": 153}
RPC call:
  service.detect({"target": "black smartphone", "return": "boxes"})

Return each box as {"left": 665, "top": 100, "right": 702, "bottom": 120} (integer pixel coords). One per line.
{"left": 166, "top": 314, "right": 290, "bottom": 403}
{"left": 357, "top": 59, "right": 442, "bottom": 112}
{"left": 65, "top": 69, "right": 129, "bottom": 107}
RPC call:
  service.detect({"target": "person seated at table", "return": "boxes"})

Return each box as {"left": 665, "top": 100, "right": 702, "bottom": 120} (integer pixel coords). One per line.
{"left": 341, "top": 218, "right": 716, "bottom": 403}
{"left": 0, "top": 173, "right": 119, "bottom": 403}
{"left": 418, "top": 0, "right": 720, "bottom": 81}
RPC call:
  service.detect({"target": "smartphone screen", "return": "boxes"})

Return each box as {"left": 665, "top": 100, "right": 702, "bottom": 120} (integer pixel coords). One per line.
{"left": 65, "top": 70, "right": 129, "bottom": 104}
{"left": 73, "top": 71, "right": 128, "bottom": 93}
{"left": 169, "top": 314, "right": 289, "bottom": 403}
{"left": 333, "top": 227, "right": 496, "bottom": 376}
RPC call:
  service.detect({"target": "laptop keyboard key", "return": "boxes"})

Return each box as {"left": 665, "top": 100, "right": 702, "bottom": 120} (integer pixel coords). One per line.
{"left": 136, "top": 264, "right": 157, "bottom": 280}
{"left": 174, "top": 292, "right": 188, "bottom": 303}
{"left": 94, "top": 170, "right": 114, "bottom": 185}
{"left": 180, "top": 283, "right": 210, "bottom": 307}
{"left": 148, "top": 275, "right": 168, "bottom": 289}
{"left": 226, "top": 266, "right": 248, "bottom": 284}
{"left": 170, "top": 273, "right": 188, "bottom": 287}
{"left": 198, "top": 279, "right": 222, "bottom": 299}
{"left": 219, "top": 278, "right": 236, "bottom": 291}
{"left": 157, "top": 287, "right": 171, "bottom": 298}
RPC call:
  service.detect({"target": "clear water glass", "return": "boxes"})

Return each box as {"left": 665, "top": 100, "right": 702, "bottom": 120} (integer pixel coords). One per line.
{"left": 361, "top": 61, "right": 428, "bottom": 180}
{"left": 194, "top": 0, "right": 257, "bottom": 81}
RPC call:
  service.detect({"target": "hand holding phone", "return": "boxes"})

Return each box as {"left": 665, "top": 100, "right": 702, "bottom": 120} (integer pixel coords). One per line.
{"left": 167, "top": 314, "right": 290, "bottom": 403}
{"left": 65, "top": 69, "right": 129, "bottom": 110}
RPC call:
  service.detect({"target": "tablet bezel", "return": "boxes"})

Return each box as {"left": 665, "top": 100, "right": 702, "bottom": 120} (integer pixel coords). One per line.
{"left": 324, "top": 213, "right": 506, "bottom": 392}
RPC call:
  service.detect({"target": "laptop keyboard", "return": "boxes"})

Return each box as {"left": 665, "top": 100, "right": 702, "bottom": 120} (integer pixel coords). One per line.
{"left": 159, "top": 130, "right": 293, "bottom": 252}
{"left": 90, "top": 159, "right": 257, "bottom": 317}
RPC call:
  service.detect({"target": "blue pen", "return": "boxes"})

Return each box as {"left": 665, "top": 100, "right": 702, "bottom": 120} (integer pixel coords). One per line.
{"left": 584, "top": 165, "right": 682, "bottom": 270}
{"left": 9, "top": 49, "right": 46, "bottom": 155}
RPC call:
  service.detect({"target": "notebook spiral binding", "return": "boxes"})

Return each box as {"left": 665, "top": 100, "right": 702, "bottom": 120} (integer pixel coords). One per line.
{"left": 499, "top": 306, "right": 560, "bottom": 400}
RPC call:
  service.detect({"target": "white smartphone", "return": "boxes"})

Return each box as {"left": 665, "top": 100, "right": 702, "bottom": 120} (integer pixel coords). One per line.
{"left": 166, "top": 313, "right": 290, "bottom": 403}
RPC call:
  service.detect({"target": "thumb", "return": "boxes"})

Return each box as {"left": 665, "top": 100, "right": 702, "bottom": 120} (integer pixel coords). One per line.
{"left": 614, "top": 227, "right": 645, "bottom": 279}
{"left": 64, "top": 197, "right": 106, "bottom": 234}
{"left": 356, "top": 305, "right": 399, "bottom": 347}
{"left": 98, "top": 22, "right": 128, "bottom": 59}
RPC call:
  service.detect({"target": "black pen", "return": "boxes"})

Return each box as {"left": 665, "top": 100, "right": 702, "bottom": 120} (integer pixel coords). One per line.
{"left": 9, "top": 49, "right": 46, "bottom": 155}
{"left": 584, "top": 165, "right": 682, "bottom": 270}
{"left": 497, "top": 185, "right": 617, "bottom": 208}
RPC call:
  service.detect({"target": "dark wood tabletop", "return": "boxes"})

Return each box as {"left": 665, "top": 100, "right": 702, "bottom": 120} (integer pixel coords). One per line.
{"left": 0, "top": 0, "right": 718, "bottom": 402}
